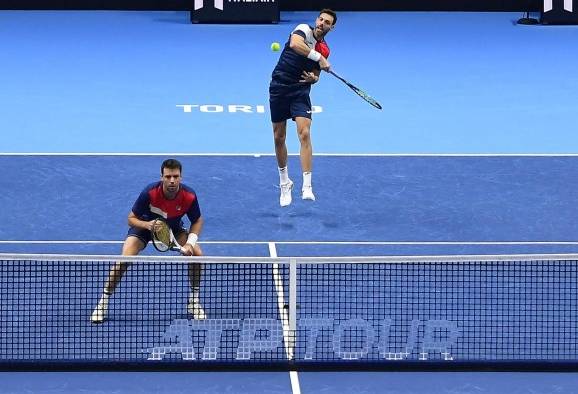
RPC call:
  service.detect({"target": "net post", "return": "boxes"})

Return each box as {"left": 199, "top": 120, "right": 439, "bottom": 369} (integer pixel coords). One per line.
{"left": 289, "top": 258, "right": 298, "bottom": 359}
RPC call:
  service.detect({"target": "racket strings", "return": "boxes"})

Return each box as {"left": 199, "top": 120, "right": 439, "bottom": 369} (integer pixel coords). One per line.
{"left": 329, "top": 70, "right": 382, "bottom": 110}
{"left": 153, "top": 222, "right": 171, "bottom": 246}
{"left": 353, "top": 88, "right": 382, "bottom": 109}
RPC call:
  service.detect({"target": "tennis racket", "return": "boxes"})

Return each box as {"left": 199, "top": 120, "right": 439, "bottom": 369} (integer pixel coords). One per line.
{"left": 151, "top": 218, "right": 183, "bottom": 253}
{"left": 327, "top": 70, "right": 382, "bottom": 110}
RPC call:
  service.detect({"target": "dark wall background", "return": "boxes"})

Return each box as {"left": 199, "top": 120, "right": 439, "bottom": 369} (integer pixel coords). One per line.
{"left": 0, "top": 0, "right": 541, "bottom": 12}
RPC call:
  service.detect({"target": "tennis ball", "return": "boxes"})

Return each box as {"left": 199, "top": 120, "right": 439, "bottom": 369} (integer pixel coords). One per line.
{"left": 271, "top": 42, "right": 281, "bottom": 52}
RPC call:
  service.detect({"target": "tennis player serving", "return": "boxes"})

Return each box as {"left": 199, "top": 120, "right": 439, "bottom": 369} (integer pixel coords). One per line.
{"left": 90, "top": 159, "right": 206, "bottom": 323}
{"left": 269, "top": 9, "right": 336, "bottom": 207}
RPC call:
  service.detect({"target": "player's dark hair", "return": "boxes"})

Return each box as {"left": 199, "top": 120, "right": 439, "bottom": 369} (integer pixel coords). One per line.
{"left": 319, "top": 8, "right": 337, "bottom": 25}
{"left": 161, "top": 159, "right": 182, "bottom": 174}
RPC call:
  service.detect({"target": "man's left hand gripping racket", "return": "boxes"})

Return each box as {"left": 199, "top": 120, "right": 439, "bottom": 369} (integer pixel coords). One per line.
{"left": 151, "top": 219, "right": 183, "bottom": 253}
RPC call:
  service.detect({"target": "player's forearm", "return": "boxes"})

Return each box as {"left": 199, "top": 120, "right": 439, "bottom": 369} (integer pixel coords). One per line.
{"left": 185, "top": 217, "right": 203, "bottom": 248}
{"left": 289, "top": 33, "right": 322, "bottom": 59}
{"left": 289, "top": 39, "right": 313, "bottom": 57}
{"left": 128, "top": 212, "right": 152, "bottom": 231}
{"left": 289, "top": 35, "right": 328, "bottom": 69}
{"left": 188, "top": 216, "right": 204, "bottom": 238}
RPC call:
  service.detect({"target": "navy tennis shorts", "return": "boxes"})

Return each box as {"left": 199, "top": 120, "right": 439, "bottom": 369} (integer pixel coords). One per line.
{"left": 127, "top": 225, "right": 186, "bottom": 245}
{"left": 269, "top": 92, "right": 312, "bottom": 123}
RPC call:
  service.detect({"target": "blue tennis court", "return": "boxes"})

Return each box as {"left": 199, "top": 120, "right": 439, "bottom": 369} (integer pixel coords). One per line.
{"left": 1, "top": 9, "right": 578, "bottom": 394}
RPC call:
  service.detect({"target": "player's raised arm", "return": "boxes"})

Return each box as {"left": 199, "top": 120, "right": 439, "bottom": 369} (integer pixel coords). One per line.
{"left": 289, "top": 33, "right": 331, "bottom": 71}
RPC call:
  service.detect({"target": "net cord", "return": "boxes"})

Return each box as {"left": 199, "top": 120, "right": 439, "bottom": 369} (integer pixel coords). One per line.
{"left": 1, "top": 253, "right": 578, "bottom": 264}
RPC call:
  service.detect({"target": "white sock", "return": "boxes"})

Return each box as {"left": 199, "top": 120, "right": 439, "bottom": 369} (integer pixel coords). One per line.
{"left": 189, "top": 288, "right": 200, "bottom": 304}
{"left": 278, "top": 166, "right": 290, "bottom": 184}
{"left": 303, "top": 172, "right": 312, "bottom": 188}
{"left": 100, "top": 292, "right": 111, "bottom": 304}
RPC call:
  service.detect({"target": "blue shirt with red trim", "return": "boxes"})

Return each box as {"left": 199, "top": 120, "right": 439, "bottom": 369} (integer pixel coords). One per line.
{"left": 131, "top": 182, "right": 201, "bottom": 228}
{"left": 270, "top": 24, "right": 330, "bottom": 97}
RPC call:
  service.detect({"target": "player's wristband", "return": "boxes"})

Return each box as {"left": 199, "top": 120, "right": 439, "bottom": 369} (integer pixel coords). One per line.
{"left": 307, "top": 49, "right": 322, "bottom": 62}
{"left": 186, "top": 233, "right": 198, "bottom": 248}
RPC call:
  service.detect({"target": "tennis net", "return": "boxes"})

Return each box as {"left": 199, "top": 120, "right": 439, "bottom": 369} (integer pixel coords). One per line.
{"left": 1, "top": 253, "right": 578, "bottom": 370}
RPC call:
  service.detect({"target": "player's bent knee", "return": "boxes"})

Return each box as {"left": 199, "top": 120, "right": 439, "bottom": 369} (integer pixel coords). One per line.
{"left": 274, "top": 128, "right": 287, "bottom": 143}
{"left": 273, "top": 122, "right": 287, "bottom": 134}
{"left": 298, "top": 128, "right": 311, "bottom": 142}
{"left": 274, "top": 133, "right": 286, "bottom": 145}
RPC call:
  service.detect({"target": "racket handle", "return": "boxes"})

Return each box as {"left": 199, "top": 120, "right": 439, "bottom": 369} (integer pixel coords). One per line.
{"left": 327, "top": 70, "right": 343, "bottom": 81}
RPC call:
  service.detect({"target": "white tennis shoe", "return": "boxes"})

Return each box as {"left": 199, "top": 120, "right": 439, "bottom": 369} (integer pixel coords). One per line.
{"left": 90, "top": 296, "right": 109, "bottom": 324}
{"left": 187, "top": 301, "right": 206, "bottom": 320}
{"left": 302, "top": 186, "right": 316, "bottom": 201}
{"left": 279, "top": 180, "right": 294, "bottom": 207}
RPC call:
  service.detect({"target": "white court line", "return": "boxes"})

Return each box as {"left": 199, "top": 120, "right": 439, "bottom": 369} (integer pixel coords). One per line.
{"left": 3, "top": 153, "right": 578, "bottom": 157}
{"left": 269, "top": 242, "right": 301, "bottom": 394}
{"left": 289, "top": 372, "right": 301, "bottom": 394}
{"left": 269, "top": 242, "right": 293, "bottom": 359}
{"left": 2, "top": 240, "right": 578, "bottom": 245}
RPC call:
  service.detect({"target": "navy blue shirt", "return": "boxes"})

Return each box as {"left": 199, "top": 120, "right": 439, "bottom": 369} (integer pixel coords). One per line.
{"left": 270, "top": 24, "right": 322, "bottom": 97}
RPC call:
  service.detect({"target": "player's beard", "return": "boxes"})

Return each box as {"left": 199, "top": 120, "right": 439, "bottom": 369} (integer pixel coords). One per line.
{"left": 164, "top": 184, "right": 179, "bottom": 198}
